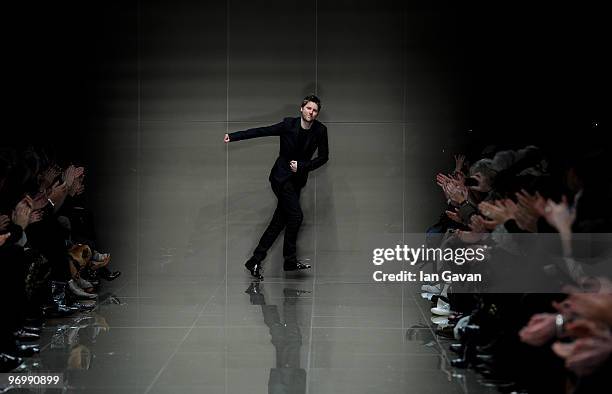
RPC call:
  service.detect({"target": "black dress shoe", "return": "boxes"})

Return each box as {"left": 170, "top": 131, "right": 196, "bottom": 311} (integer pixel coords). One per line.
{"left": 99, "top": 267, "right": 121, "bottom": 281}
{"left": 14, "top": 344, "right": 40, "bottom": 357}
{"left": 245, "top": 282, "right": 265, "bottom": 305}
{"left": 0, "top": 353, "right": 23, "bottom": 371}
{"left": 13, "top": 330, "right": 40, "bottom": 342}
{"left": 283, "top": 288, "right": 311, "bottom": 297}
{"left": 475, "top": 336, "right": 502, "bottom": 354}
{"left": 22, "top": 326, "right": 42, "bottom": 334}
{"left": 283, "top": 259, "right": 311, "bottom": 271}
{"left": 43, "top": 303, "right": 79, "bottom": 317}
{"left": 71, "top": 300, "right": 97, "bottom": 311}
{"left": 449, "top": 343, "right": 464, "bottom": 355}
{"left": 245, "top": 257, "right": 264, "bottom": 280}
{"left": 475, "top": 353, "right": 495, "bottom": 363}
{"left": 450, "top": 357, "right": 468, "bottom": 368}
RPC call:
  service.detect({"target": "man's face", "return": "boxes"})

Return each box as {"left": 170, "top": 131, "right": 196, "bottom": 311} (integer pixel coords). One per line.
{"left": 300, "top": 101, "right": 319, "bottom": 122}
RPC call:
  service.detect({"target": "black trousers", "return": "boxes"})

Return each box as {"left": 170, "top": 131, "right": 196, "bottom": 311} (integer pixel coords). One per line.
{"left": 253, "top": 180, "right": 303, "bottom": 262}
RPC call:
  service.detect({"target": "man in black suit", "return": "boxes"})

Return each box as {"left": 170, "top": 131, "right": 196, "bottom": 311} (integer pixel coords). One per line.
{"left": 224, "top": 95, "right": 329, "bottom": 280}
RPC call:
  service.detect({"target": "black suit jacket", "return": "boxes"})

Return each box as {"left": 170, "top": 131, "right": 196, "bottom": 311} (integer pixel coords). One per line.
{"left": 229, "top": 117, "right": 329, "bottom": 187}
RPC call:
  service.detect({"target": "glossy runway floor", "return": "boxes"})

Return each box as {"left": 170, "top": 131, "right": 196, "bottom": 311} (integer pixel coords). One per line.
{"left": 10, "top": 272, "right": 498, "bottom": 393}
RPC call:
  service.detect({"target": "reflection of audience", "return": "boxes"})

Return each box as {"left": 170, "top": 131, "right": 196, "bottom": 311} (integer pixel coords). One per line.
{"left": 1, "top": 146, "right": 120, "bottom": 372}
{"left": 245, "top": 283, "right": 308, "bottom": 394}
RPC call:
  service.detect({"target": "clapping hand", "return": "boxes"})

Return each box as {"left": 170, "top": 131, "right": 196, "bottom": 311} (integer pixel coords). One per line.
{"left": 445, "top": 207, "right": 461, "bottom": 223}
{"left": 63, "top": 165, "right": 85, "bottom": 188}
{"left": 478, "top": 200, "right": 513, "bottom": 224}
{"left": 12, "top": 197, "right": 33, "bottom": 230}
{"left": 31, "top": 191, "right": 49, "bottom": 210}
{"left": 41, "top": 165, "right": 61, "bottom": 190}
{"left": 470, "top": 212, "right": 498, "bottom": 231}
{"left": 48, "top": 180, "right": 68, "bottom": 210}
{"left": 0, "top": 215, "right": 11, "bottom": 245}
{"left": 29, "top": 210, "right": 44, "bottom": 225}
{"left": 555, "top": 292, "right": 612, "bottom": 325}
{"left": 0, "top": 215, "right": 10, "bottom": 233}
{"left": 69, "top": 175, "right": 86, "bottom": 197}
{"left": 552, "top": 320, "right": 612, "bottom": 377}
{"left": 543, "top": 196, "right": 576, "bottom": 233}
{"left": 519, "top": 313, "right": 557, "bottom": 346}
{"left": 436, "top": 173, "right": 452, "bottom": 199}
{"left": 445, "top": 179, "right": 468, "bottom": 205}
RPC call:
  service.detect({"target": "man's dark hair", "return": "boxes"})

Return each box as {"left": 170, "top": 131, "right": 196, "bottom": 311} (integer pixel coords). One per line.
{"left": 301, "top": 94, "right": 321, "bottom": 110}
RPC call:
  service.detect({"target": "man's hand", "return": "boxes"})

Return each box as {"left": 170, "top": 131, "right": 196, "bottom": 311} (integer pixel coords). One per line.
{"left": 290, "top": 160, "right": 298, "bottom": 173}
{"left": 224, "top": 134, "right": 230, "bottom": 143}
{"left": 12, "top": 197, "right": 33, "bottom": 230}
{"left": 446, "top": 180, "right": 468, "bottom": 205}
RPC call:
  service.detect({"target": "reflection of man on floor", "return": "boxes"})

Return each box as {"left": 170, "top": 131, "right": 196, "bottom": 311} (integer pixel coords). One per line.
{"left": 224, "top": 95, "right": 329, "bottom": 280}
{"left": 245, "top": 282, "right": 309, "bottom": 394}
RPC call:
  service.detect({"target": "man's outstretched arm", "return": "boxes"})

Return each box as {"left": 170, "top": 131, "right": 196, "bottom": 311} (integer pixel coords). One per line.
{"left": 224, "top": 120, "right": 285, "bottom": 143}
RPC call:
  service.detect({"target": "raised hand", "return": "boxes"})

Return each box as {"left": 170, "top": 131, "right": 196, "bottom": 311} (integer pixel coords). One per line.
{"left": 543, "top": 196, "right": 576, "bottom": 233}
{"left": 41, "top": 165, "right": 61, "bottom": 190}
{"left": 436, "top": 173, "right": 452, "bottom": 199}
{"left": 63, "top": 165, "right": 79, "bottom": 188}
{"left": 454, "top": 154, "right": 466, "bottom": 173}
{"left": 446, "top": 179, "right": 468, "bottom": 205}
{"left": 451, "top": 170, "right": 465, "bottom": 185}
{"left": 69, "top": 176, "right": 85, "bottom": 197}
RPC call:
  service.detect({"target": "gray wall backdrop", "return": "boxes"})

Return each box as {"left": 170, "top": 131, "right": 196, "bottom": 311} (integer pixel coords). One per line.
{"left": 85, "top": 0, "right": 472, "bottom": 281}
